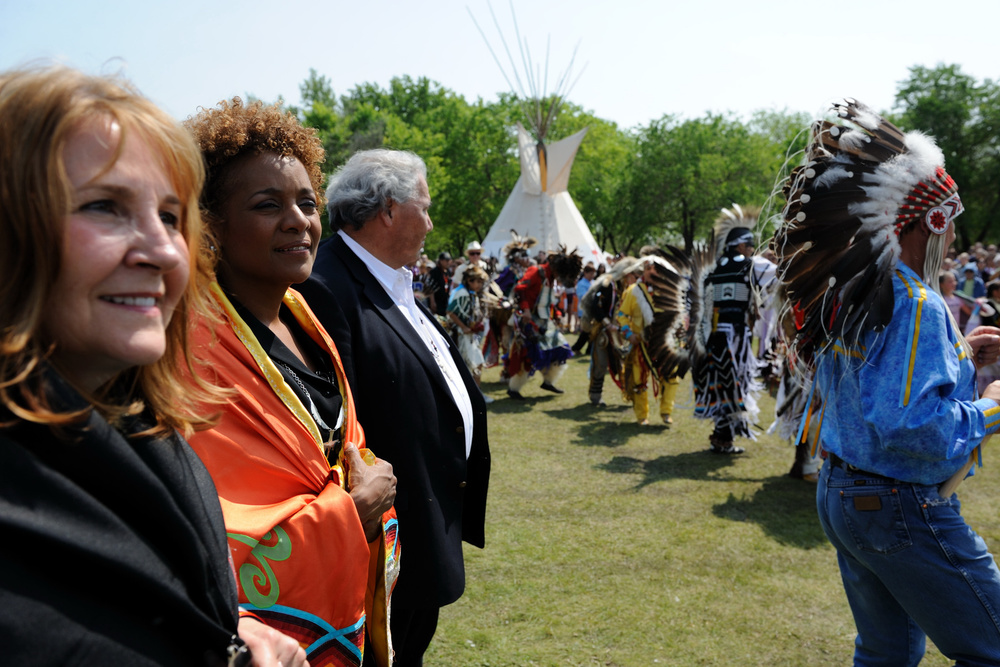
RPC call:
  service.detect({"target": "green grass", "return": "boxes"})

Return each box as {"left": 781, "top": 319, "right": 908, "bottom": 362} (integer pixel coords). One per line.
{"left": 424, "top": 354, "right": 1000, "bottom": 666}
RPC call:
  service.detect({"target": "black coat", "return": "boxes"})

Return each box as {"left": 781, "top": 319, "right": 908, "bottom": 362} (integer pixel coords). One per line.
{"left": 298, "top": 235, "right": 490, "bottom": 609}
{"left": 0, "top": 370, "right": 240, "bottom": 666}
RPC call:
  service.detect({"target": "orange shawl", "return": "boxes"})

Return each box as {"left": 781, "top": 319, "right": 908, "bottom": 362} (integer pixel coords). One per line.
{"left": 187, "top": 284, "right": 399, "bottom": 667}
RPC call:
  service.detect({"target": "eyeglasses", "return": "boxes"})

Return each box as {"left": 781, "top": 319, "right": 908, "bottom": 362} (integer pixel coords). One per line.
{"left": 468, "top": 251, "right": 481, "bottom": 256}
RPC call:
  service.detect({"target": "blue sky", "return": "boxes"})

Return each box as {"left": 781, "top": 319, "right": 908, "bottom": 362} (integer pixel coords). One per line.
{"left": 2, "top": 0, "right": 997, "bottom": 129}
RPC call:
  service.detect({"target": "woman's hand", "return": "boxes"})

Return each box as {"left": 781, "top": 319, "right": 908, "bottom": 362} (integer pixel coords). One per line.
{"left": 344, "top": 442, "right": 396, "bottom": 541}
{"left": 238, "top": 616, "right": 309, "bottom": 667}
{"left": 967, "top": 326, "right": 1000, "bottom": 369}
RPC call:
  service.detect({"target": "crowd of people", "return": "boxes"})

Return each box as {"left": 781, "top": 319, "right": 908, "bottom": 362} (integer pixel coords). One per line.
{"left": 2, "top": 63, "right": 999, "bottom": 665}
{"left": 417, "top": 208, "right": 777, "bottom": 460}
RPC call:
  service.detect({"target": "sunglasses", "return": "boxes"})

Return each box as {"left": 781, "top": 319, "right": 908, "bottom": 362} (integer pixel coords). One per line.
{"left": 468, "top": 251, "right": 481, "bottom": 256}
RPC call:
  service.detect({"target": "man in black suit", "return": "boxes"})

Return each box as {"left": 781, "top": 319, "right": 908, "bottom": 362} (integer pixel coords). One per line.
{"left": 298, "top": 149, "right": 490, "bottom": 666}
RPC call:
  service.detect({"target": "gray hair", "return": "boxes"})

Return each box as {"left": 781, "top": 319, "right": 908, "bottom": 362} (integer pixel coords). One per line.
{"left": 326, "top": 148, "right": 427, "bottom": 231}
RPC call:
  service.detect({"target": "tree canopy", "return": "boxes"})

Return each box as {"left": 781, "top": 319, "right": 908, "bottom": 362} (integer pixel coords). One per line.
{"left": 279, "top": 63, "right": 995, "bottom": 259}
{"left": 893, "top": 64, "right": 1000, "bottom": 248}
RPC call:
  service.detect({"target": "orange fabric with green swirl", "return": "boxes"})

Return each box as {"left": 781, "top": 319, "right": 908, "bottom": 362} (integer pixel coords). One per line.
{"left": 187, "top": 286, "right": 399, "bottom": 667}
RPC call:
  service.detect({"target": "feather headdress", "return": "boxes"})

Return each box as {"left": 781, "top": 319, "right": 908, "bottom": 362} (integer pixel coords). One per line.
{"left": 682, "top": 241, "right": 716, "bottom": 361}
{"left": 579, "top": 274, "right": 611, "bottom": 320}
{"left": 502, "top": 229, "right": 538, "bottom": 264}
{"left": 713, "top": 205, "right": 761, "bottom": 260}
{"left": 578, "top": 256, "right": 637, "bottom": 325}
{"left": 609, "top": 256, "right": 641, "bottom": 281}
{"left": 578, "top": 256, "right": 639, "bottom": 330}
{"left": 640, "top": 246, "right": 697, "bottom": 378}
{"left": 772, "top": 97, "right": 962, "bottom": 364}
{"left": 546, "top": 245, "right": 584, "bottom": 286}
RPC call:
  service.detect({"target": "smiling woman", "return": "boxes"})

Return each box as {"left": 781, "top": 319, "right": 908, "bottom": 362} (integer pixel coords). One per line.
{"left": 43, "top": 117, "right": 190, "bottom": 392}
{"left": 0, "top": 65, "right": 306, "bottom": 667}
{"left": 184, "top": 98, "right": 400, "bottom": 667}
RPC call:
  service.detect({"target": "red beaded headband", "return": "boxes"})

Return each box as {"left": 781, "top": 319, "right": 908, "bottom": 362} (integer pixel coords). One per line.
{"left": 893, "top": 167, "right": 963, "bottom": 236}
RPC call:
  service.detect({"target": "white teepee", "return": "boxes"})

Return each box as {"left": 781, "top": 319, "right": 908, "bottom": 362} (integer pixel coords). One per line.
{"left": 470, "top": 2, "right": 605, "bottom": 267}
{"left": 482, "top": 123, "right": 603, "bottom": 266}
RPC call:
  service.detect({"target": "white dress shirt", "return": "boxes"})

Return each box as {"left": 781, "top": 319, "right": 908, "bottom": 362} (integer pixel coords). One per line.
{"left": 338, "top": 231, "right": 474, "bottom": 457}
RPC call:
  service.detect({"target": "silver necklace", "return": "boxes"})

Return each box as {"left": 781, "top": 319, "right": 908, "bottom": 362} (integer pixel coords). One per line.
{"left": 278, "top": 362, "right": 336, "bottom": 443}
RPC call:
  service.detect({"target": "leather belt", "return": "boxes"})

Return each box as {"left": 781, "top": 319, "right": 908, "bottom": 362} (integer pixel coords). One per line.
{"left": 827, "top": 453, "right": 896, "bottom": 482}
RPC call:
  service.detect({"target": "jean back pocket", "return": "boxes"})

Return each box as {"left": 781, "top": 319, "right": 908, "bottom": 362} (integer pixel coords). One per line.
{"left": 840, "top": 487, "right": 912, "bottom": 554}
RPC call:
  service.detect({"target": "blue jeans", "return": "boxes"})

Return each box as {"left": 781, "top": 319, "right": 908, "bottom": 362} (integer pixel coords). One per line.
{"left": 817, "top": 459, "right": 1000, "bottom": 666}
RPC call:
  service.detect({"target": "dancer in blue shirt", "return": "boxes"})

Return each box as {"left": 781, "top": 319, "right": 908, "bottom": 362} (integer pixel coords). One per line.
{"left": 774, "top": 99, "right": 1000, "bottom": 665}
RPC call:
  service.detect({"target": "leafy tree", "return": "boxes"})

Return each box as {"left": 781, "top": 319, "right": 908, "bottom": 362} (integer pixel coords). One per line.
{"left": 293, "top": 73, "right": 521, "bottom": 256}
{"left": 299, "top": 68, "right": 337, "bottom": 110}
{"left": 748, "top": 108, "right": 811, "bottom": 178}
{"left": 290, "top": 69, "right": 820, "bottom": 261}
{"left": 350, "top": 78, "right": 520, "bottom": 255}
{"left": 430, "top": 96, "right": 520, "bottom": 250}
{"left": 616, "top": 114, "right": 786, "bottom": 253}
{"left": 894, "top": 64, "right": 1000, "bottom": 246}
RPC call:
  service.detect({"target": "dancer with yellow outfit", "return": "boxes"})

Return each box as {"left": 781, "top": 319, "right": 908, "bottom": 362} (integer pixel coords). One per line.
{"left": 617, "top": 258, "right": 681, "bottom": 426}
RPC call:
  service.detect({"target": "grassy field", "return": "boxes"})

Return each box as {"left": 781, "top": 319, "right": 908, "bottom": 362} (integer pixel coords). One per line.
{"left": 424, "top": 354, "right": 1000, "bottom": 666}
